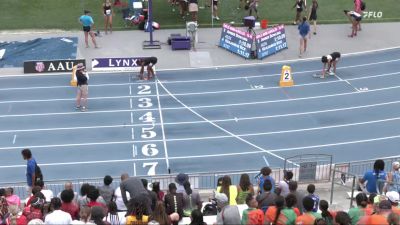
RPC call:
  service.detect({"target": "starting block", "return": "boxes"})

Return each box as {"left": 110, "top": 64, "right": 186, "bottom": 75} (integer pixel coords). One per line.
{"left": 70, "top": 65, "right": 77, "bottom": 87}
{"left": 279, "top": 65, "right": 294, "bottom": 87}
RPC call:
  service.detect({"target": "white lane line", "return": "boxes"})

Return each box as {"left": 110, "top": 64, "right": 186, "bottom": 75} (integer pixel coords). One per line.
{"left": 335, "top": 73, "right": 360, "bottom": 92}
{"left": 132, "top": 145, "right": 136, "bottom": 158}
{"left": 12, "top": 135, "right": 16, "bottom": 144}
{"left": 130, "top": 112, "right": 134, "bottom": 124}
{"left": 155, "top": 78, "right": 170, "bottom": 171}
{"left": 0, "top": 113, "right": 400, "bottom": 137}
{"left": 263, "top": 156, "right": 270, "bottom": 166}
{"left": 129, "top": 85, "right": 132, "bottom": 95}
{"left": 0, "top": 46, "right": 398, "bottom": 78}
{"left": 0, "top": 58, "right": 399, "bottom": 92}
{"left": 2, "top": 133, "right": 400, "bottom": 168}
{"left": 133, "top": 162, "right": 137, "bottom": 176}
{"left": 157, "top": 46, "right": 400, "bottom": 72}
{"left": 157, "top": 79, "right": 287, "bottom": 163}
{"left": 131, "top": 128, "right": 135, "bottom": 140}
{"left": 0, "top": 84, "right": 399, "bottom": 119}
{"left": 129, "top": 98, "right": 133, "bottom": 109}
{"left": 159, "top": 59, "right": 400, "bottom": 84}
{"left": 1, "top": 70, "right": 399, "bottom": 105}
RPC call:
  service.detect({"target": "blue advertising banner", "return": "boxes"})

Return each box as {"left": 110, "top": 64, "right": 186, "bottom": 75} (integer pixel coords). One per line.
{"left": 255, "top": 25, "right": 288, "bottom": 60}
{"left": 219, "top": 23, "right": 253, "bottom": 59}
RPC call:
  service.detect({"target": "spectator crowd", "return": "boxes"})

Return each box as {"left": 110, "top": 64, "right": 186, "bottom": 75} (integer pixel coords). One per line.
{"left": 1, "top": 150, "right": 400, "bottom": 225}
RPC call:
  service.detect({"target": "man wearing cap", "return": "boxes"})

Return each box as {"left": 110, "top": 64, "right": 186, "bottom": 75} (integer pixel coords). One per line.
{"left": 215, "top": 193, "right": 241, "bottom": 225}
{"left": 75, "top": 63, "right": 89, "bottom": 112}
{"left": 175, "top": 173, "right": 189, "bottom": 194}
{"left": 79, "top": 10, "right": 99, "bottom": 48}
{"left": 386, "top": 191, "right": 400, "bottom": 215}
{"left": 387, "top": 161, "right": 400, "bottom": 193}
{"left": 316, "top": 52, "right": 341, "bottom": 79}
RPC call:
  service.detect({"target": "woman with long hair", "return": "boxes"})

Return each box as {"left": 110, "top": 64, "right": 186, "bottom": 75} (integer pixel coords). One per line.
{"left": 189, "top": 209, "right": 206, "bottom": 225}
{"left": 126, "top": 195, "right": 150, "bottom": 225}
{"left": 150, "top": 201, "right": 171, "bottom": 225}
{"left": 265, "top": 196, "right": 285, "bottom": 225}
{"left": 182, "top": 181, "right": 202, "bottom": 217}
{"left": 217, "top": 176, "right": 237, "bottom": 205}
{"left": 102, "top": 0, "right": 113, "bottom": 34}
{"left": 348, "top": 193, "right": 372, "bottom": 225}
{"left": 152, "top": 182, "right": 165, "bottom": 201}
{"left": 7, "top": 205, "right": 27, "bottom": 225}
{"left": 319, "top": 200, "right": 335, "bottom": 225}
{"left": 71, "top": 206, "right": 92, "bottom": 224}
{"left": 91, "top": 206, "right": 109, "bottom": 225}
{"left": 236, "top": 173, "right": 254, "bottom": 204}
{"left": 105, "top": 201, "right": 125, "bottom": 225}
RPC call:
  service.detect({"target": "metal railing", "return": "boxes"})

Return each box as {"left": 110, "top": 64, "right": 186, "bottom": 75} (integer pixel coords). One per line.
{"left": 3, "top": 155, "right": 400, "bottom": 201}
{"left": 0, "top": 169, "right": 275, "bottom": 199}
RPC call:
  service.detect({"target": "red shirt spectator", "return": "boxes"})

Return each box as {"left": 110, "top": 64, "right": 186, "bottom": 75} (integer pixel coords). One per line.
{"left": 60, "top": 189, "right": 79, "bottom": 220}
{"left": 7, "top": 205, "right": 28, "bottom": 225}
{"left": 23, "top": 207, "right": 43, "bottom": 222}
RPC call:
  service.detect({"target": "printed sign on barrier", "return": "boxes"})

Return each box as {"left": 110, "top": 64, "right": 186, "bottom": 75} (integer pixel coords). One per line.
{"left": 91, "top": 57, "right": 151, "bottom": 72}
{"left": 219, "top": 23, "right": 254, "bottom": 59}
{"left": 255, "top": 25, "right": 288, "bottom": 60}
{"left": 24, "top": 59, "right": 85, "bottom": 74}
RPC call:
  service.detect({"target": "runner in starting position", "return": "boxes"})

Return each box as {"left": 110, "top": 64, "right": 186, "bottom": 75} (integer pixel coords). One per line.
{"left": 316, "top": 52, "right": 341, "bottom": 78}
{"left": 138, "top": 57, "right": 158, "bottom": 80}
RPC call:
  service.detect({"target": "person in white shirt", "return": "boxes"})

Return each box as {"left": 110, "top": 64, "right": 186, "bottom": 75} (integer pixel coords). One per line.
{"left": 278, "top": 171, "right": 293, "bottom": 197}
{"left": 71, "top": 206, "right": 95, "bottom": 225}
{"left": 45, "top": 198, "right": 72, "bottom": 225}
{"left": 35, "top": 180, "right": 54, "bottom": 203}
{"left": 114, "top": 187, "right": 130, "bottom": 211}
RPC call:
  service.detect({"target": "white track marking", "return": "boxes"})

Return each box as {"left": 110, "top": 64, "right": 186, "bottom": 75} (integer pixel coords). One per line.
{"left": 12, "top": 135, "right": 16, "bottom": 144}
{"left": 0, "top": 46, "right": 398, "bottom": 78}
{"left": 0, "top": 84, "right": 399, "bottom": 119}
{"left": 131, "top": 128, "right": 135, "bottom": 140}
{"left": 0, "top": 113, "right": 400, "bottom": 136}
{"left": 335, "top": 73, "right": 360, "bottom": 92}
{"left": 129, "top": 98, "right": 133, "bottom": 109}
{"left": 160, "top": 59, "right": 400, "bottom": 84}
{"left": 156, "top": 79, "right": 286, "bottom": 162}
{"left": 129, "top": 85, "right": 132, "bottom": 95}
{"left": 132, "top": 145, "right": 136, "bottom": 158}
{"left": 263, "top": 156, "right": 270, "bottom": 166}
{"left": 133, "top": 163, "right": 137, "bottom": 176}
{"left": 0, "top": 58, "right": 399, "bottom": 92}
{"left": 155, "top": 78, "right": 170, "bottom": 170}
{"left": 1, "top": 70, "right": 399, "bottom": 105}
{"left": 1, "top": 133, "right": 400, "bottom": 168}
{"left": 130, "top": 112, "right": 134, "bottom": 124}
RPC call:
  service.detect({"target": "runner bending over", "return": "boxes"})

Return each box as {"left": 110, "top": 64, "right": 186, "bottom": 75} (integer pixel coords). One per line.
{"left": 138, "top": 57, "right": 158, "bottom": 80}
{"left": 319, "top": 52, "right": 341, "bottom": 79}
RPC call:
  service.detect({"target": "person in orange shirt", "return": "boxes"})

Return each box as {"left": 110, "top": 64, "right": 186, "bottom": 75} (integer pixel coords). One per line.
{"left": 359, "top": 200, "right": 392, "bottom": 225}
{"left": 241, "top": 194, "right": 264, "bottom": 225}
{"left": 265, "top": 196, "right": 297, "bottom": 225}
{"left": 296, "top": 196, "right": 322, "bottom": 225}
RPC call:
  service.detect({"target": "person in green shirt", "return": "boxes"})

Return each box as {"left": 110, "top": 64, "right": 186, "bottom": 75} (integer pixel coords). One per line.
{"left": 348, "top": 193, "right": 372, "bottom": 225}
{"left": 241, "top": 194, "right": 264, "bottom": 225}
